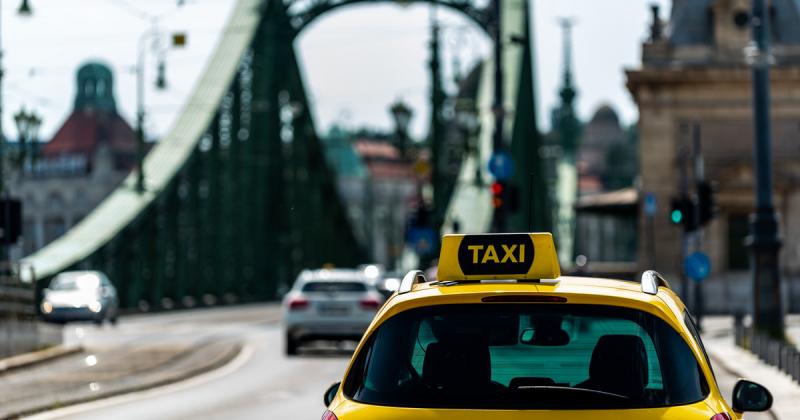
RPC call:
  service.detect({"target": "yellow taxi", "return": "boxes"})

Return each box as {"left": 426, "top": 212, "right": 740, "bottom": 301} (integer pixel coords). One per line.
{"left": 321, "top": 233, "right": 773, "bottom": 420}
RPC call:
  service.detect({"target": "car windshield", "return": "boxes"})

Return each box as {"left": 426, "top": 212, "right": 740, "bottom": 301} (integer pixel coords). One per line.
{"left": 50, "top": 273, "right": 100, "bottom": 291}
{"left": 302, "top": 281, "right": 366, "bottom": 293}
{"left": 344, "top": 304, "right": 709, "bottom": 409}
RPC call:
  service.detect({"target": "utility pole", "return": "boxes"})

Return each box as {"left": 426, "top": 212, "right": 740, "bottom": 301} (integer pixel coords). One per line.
{"left": 691, "top": 121, "right": 705, "bottom": 326}
{"left": 747, "top": 0, "right": 783, "bottom": 339}
{"left": 428, "top": 4, "right": 444, "bottom": 235}
{"left": 490, "top": 0, "right": 506, "bottom": 232}
{"left": 678, "top": 123, "right": 690, "bottom": 303}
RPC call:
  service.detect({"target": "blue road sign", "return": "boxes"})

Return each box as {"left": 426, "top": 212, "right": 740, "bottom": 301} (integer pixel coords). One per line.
{"left": 644, "top": 192, "right": 657, "bottom": 216}
{"left": 488, "top": 151, "right": 515, "bottom": 181}
{"left": 684, "top": 252, "right": 711, "bottom": 282}
{"left": 408, "top": 227, "right": 437, "bottom": 256}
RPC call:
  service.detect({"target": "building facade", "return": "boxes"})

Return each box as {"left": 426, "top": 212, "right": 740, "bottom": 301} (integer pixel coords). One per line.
{"left": 627, "top": 1, "right": 800, "bottom": 312}
{"left": 11, "top": 62, "right": 138, "bottom": 257}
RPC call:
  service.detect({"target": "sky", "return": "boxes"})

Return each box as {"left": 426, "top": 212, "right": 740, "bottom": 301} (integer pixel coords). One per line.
{"left": 1, "top": 0, "right": 670, "bottom": 143}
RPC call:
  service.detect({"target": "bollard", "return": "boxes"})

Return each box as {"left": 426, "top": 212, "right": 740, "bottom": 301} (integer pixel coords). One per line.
{"left": 794, "top": 352, "right": 800, "bottom": 383}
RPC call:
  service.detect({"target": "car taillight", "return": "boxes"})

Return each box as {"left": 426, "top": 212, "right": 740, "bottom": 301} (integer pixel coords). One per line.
{"left": 289, "top": 297, "right": 309, "bottom": 310}
{"left": 360, "top": 297, "right": 381, "bottom": 310}
{"left": 321, "top": 410, "right": 338, "bottom": 420}
{"left": 710, "top": 414, "right": 731, "bottom": 420}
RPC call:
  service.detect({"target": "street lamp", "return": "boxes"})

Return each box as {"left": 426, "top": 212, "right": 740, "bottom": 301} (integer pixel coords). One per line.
{"left": 135, "top": 25, "right": 187, "bottom": 193}
{"left": 17, "top": 0, "right": 31, "bottom": 15}
{"left": 389, "top": 100, "right": 413, "bottom": 159}
{"left": 746, "top": 0, "right": 783, "bottom": 339}
{"left": 13, "top": 107, "right": 41, "bottom": 167}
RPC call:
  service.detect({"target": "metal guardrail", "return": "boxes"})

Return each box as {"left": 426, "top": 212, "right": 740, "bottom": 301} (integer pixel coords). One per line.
{"left": 0, "top": 263, "right": 38, "bottom": 358}
{"left": 0, "top": 262, "right": 34, "bottom": 318}
{"left": 735, "top": 319, "right": 800, "bottom": 384}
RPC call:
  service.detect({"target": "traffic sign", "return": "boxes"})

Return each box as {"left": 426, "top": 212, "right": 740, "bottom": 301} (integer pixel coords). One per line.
{"left": 644, "top": 192, "right": 657, "bottom": 217}
{"left": 488, "top": 151, "right": 515, "bottom": 181}
{"left": 684, "top": 252, "right": 711, "bottom": 282}
{"left": 408, "top": 227, "right": 437, "bottom": 256}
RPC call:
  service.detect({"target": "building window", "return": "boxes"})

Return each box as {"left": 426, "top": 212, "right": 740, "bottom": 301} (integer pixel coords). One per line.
{"left": 727, "top": 214, "right": 750, "bottom": 270}
{"left": 44, "top": 217, "right": 66, "bottom": 245}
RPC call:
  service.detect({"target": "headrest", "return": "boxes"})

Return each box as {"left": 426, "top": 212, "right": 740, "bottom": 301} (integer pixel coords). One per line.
{"left": 422, "top": 336, "right": 491, "bottom": 392}
{"left": 588, "top": 334, "right": 649, "bottom": 398}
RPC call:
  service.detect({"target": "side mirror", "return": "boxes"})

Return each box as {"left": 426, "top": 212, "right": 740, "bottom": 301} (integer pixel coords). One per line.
{"left": 732, "top": 379, "right": 772, "bottom": 412}
{"left": 324, "top": 382, "right": 340, "bottom": 407}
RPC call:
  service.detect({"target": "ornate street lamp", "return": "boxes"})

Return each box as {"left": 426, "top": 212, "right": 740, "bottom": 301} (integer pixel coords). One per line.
{"left": 14, "top": 107, "right": 42, "bottom": 166}
{"left": 17, "top": 0, "right": 32, "bottom": 16}
{"left": 389, "top": 100, "right": 413, "bottom": 159}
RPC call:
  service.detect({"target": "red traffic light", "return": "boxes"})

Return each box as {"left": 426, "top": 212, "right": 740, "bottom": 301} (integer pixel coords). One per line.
{"left": 491, "top": 182, "right": 504, "bottom": 195}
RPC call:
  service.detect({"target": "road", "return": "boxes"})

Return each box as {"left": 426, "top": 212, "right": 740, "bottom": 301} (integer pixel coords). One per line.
{"left": 25, "top": 305, "right": 771, "bottom": 420}
{"left": 28, "top": 305, "right": 350, "bottom": 420}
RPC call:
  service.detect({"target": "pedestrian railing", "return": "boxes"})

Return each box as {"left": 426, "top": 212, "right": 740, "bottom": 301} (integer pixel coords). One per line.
{"left": 735, "top": 321, "right": 800, "bottom": 384}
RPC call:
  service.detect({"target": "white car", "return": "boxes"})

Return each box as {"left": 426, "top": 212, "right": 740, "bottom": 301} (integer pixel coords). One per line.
{"left": 40, "top": 271, "right": 119, "bottom": 325}
{"left": 282, "top": 268, "right": 384, "bottom": 355}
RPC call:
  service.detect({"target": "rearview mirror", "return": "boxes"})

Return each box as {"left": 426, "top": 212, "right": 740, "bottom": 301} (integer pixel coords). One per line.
{"left": 732, "top": 379, "right": 772, "bottom": 412}
{"left": 324, "top": 381, "right": 340, "bottom": 407}
{"left": 520, "top": 327, "right": 570, "bottom": 346}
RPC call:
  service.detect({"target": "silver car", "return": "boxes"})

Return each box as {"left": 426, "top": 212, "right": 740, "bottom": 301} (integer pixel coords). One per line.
{"left": 282, "top": 268, "right": 384, "bottom": 355}
{"left": 40, "top": 271, "right": 119, "bottom": 325}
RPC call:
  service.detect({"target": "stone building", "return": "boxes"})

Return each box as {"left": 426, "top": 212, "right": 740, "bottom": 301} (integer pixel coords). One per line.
{"left": 11, "top": 62, "right": 137, "bottom": 257}
{"left": 576, "top": 105, "right": 635, "bottom": 195}
{"left": 626, "top": 1, "right": 800, "bottom": 312}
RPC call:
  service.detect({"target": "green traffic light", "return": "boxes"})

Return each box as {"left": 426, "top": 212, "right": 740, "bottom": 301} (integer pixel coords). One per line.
{"left": 671, "top": 209, "right": 683, "bottom": 224}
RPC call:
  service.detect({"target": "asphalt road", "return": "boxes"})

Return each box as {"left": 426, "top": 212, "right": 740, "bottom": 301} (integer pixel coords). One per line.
{"left": 25, "top": 305, "right": 771, "bottom": 420}
{"left": 28, "top": 304, "right": 351, "bottom": 420}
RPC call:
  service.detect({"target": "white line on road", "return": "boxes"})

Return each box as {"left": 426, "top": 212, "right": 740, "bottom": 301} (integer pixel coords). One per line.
{"left": 25, "top": 343, "right": 255, "bottom": 420}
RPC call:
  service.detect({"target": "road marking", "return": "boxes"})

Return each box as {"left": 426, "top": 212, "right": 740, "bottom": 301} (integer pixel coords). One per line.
{"left": 25, "top": 343, "right": 255, "bottom": 420}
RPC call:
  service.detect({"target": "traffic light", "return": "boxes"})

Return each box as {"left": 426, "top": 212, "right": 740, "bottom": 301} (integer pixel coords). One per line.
{"left": 491, "top": 181, "right": 505, "bottom": 209}
{"left": 697, "top": 181, "right": 715, "bottom": 226}
{"left": 669, "top": 195, "right": 697, "bottom": 232}
{"left": 491, "top": 181, "right": 520, "bottom": 212}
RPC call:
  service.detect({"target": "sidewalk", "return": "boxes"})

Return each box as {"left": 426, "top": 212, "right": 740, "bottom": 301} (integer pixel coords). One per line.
{"left": 702, "top": 316, "right": 800, "bottom": 420}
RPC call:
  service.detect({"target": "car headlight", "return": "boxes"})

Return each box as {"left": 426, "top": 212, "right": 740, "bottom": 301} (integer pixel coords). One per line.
{"left": 41, "top": 301, "right": 53, "bottom": 314}
{"left": 89, "top": 301, "right": 103, "bottom": 313}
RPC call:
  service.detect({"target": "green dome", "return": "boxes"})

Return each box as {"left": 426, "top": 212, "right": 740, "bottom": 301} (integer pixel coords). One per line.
{"left": 74, "top": 61, "right": 116, "bottom": 113}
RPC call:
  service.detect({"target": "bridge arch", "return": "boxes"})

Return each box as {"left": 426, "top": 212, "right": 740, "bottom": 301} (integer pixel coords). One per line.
{"left": 287, "top": 0, "right": 494, "bottom": 38}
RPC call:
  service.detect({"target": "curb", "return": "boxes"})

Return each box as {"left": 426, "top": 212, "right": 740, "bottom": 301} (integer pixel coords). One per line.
{"left": 2, "top": 342, "right": 243, "bottom": 420}
{"left": 0, "top": 345, "right": 83, "bottom": 376}
{"left": 707, "top": 347, "right": 779, "bottom": 420}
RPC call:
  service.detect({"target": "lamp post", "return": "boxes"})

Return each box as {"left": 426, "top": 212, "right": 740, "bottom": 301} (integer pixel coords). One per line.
{"left": 0, "top": 0, "right": 34, "bottom": 196}
{"left": 13, "top": 107, "right": 41, "bottom": 168}
{"left": 0, "top": 1, "right": 34, "bottom": 267}
{"left": 135, "top": 24, "right": 187, "bottom": 193}
{"left": 389, "top": 100, "right": 412, "bottom": 159}
{"left": 490, "top": 0, "right": 506, "bottom": 232}
{"left": 746, "top": 0, "right": 783, "bottom": 339}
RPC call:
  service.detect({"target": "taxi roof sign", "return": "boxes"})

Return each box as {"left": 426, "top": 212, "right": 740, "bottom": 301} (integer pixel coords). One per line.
{"left": 437, "top": 233, "right": 561, "bottom": 281}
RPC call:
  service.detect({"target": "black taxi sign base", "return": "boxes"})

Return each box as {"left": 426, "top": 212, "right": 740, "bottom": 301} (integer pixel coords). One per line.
{"left": 438, "top": 233, "right": 560, "bottom": 281}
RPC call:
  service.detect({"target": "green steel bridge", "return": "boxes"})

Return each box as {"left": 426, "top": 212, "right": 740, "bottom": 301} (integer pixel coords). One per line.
{"left": 22, "top": 0, "right": 546, "bottom": 309}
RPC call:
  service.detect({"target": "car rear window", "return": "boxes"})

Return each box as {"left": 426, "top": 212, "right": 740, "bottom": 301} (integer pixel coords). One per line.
{"left": 343, "top": 304, "right": 709, "bottom": 409}
{"left": 302, "top": 282, "right": 366, "bottom": 293}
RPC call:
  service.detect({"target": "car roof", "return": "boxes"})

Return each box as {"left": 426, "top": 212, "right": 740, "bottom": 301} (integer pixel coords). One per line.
{"left": 379, "top": 275, "right": 687, "bottom": 330}
{"left": 297, "top": 268, "right": 368, "bottom": 282}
